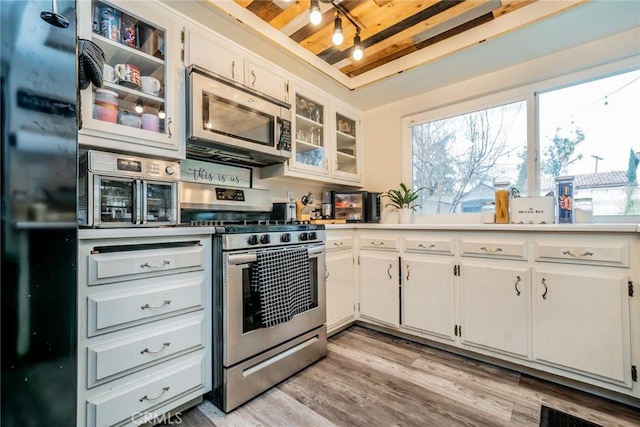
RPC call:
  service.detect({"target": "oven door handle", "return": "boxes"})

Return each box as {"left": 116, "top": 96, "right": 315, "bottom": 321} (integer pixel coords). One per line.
{"left": 228, "top": 246, "right": 325, "bottom": 266}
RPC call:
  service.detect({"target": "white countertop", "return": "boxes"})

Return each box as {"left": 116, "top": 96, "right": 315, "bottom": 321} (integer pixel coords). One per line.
{"left": 324, "top": 222, "right": 640, "bottom": 233}
{"left": 79, "top": 226, "right": 217, "bottom": 240}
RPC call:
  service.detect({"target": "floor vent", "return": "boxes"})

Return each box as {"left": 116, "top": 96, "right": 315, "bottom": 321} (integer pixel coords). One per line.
{"left": 539, "top": 405, "right": 602, "bottom": 427}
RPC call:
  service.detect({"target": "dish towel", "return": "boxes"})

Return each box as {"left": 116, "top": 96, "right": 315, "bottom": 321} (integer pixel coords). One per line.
{"left": 251, "top": 247, "right": 311, "bottom": 328}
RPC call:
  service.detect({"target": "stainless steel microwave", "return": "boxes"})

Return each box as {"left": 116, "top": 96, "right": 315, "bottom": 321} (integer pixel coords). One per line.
{"left": 186, "top": 65, "right": 292, "bottom": 166}
{"left": 78, "top": 151, "right": 180, "bottom": 228}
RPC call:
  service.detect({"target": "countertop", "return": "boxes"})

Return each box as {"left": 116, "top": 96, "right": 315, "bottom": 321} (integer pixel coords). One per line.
{"left": 324, "top": 222, "right": 640, "bottom": 233}
{"left": 78, "top": 226, "right": 217, "bottom": 240}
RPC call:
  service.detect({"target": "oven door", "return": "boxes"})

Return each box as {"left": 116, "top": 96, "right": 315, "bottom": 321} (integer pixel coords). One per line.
{"left": 142, "top": 180, "right": 178, "bottom": 226}
{"left": 223, "top": 244, "right": 326, "bottom": 367}
{"left": 92, "top": 175, "right": 140, "bottom": 227}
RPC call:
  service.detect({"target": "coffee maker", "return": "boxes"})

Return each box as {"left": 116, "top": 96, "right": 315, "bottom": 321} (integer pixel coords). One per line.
{"left": 321, "top": 190, "right": 332, "bottom": 219}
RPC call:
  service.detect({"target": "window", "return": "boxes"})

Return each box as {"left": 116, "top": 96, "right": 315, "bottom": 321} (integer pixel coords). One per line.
{"left": 407, "top": 67, "right": 640, "bottom": 218}
{"left": 538, "top": 69, "right": 640, "bottom": 216}
{"left": 410, "top": 100, "right": 527, "bottom": 214}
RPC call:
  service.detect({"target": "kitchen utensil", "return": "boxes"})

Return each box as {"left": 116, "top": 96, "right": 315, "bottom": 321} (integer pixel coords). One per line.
{"left": 100, "top": 6, "right": 120, "bottom": 42}
{"left": 102, "top": 64, "right": 117, "bottom": 83}
{"left": 120, "top": 15, "right": 136, "bottom": 48}
{"left": 141, "top": 76, "right": 161, "bottom": 95}
{"left": 114, "top": 63, "right": 141, "bottom": 88}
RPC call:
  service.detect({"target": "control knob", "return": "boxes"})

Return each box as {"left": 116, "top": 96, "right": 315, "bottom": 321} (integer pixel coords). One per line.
{"left": 281, "top": 233, "right": 291, "bottom": 243}
{"left": 308, "top": 231, "right": 317, "bottom": 240}
{"left": 247, "top": 235, "right": 259, "bottom": 246}
{"left": 299, "top": 232, "right": 308, "bottom": 241}
{"left": 165, "top": 166, "right": 176, "bottom": 175}
{"left": 260, "top": 234, "right": 271, "bottom": 244}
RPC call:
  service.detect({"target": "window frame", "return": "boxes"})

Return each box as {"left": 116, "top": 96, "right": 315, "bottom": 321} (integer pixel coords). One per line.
{"left": 402, "top": 56, "right": 640, "bottom": 222}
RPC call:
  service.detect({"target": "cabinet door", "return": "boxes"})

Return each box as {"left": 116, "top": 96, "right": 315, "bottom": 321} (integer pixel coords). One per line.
{"left": 532, "top": 268, "right": 632, "bottom": 386}
{"left": 402, "top": 256, "right": 456, "bottom": 343}
{"left": 78, "top": 0, "right": 183, "bottom": 158}
{"left": 186, "top": 28, "right": 243, "bottom": 83}
{"left": 290, "top": 89, "right": 329, "bottom": 177}
{"left": 359, "top": 252, "right": 399, "bottom": 327}
{"left": 460, "top": 262, "right": 530, "bottom": 359}
{"left": 245, "top": 60, "right": 289, "bottom": 104}
{"left": 326, "top": 250, "right": 356, "bottom": 332}
{"left": 332, "top": 104, "right": 362, "bottom": 184}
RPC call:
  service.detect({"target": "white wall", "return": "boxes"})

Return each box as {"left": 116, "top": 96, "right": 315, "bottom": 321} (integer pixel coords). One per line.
{"left": 362, "top": 28, "right": 640, "bottom": 193}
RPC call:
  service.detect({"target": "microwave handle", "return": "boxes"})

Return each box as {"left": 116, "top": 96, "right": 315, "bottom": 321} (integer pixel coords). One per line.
{"left": 139, "top": 180, "right": 147, "bottom": 225}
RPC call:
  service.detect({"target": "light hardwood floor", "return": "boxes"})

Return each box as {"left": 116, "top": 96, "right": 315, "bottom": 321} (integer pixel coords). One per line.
{"left": 166, "top": 326, "right": 640, "bottom": 427}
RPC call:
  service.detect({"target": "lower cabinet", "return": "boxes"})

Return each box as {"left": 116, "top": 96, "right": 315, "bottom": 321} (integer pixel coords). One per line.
{"left": 78, "top": 232, "right": 212, "bottom": 427}
{"left": 460, "top": 261, "right": 531, "bottom": 359}
{"left": 358, "top": 246, "right": 400, "bottom": 327}
{"left": 402, "top": 254, "right": 456, "bottom": 343}
{"left": 532, "top": 267, "right": 632, "bottom": 387}
{"left": 325, "top": 231, "right": 356, "bottom": 334}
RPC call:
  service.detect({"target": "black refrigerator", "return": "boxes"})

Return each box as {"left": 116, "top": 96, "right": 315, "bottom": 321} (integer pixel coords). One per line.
{"left": 1, "top": 1, "right": 77, "bottom": 425}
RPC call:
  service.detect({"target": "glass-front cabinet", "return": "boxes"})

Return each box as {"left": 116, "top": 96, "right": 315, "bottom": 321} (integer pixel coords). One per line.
{"left": 332, "top": 103, "right": 361, "bottom": 183}
{"left": 78, "top": 0, "right": 184, "bottom": 159}
{"left": 291, "top": 90, "right": 329, "bottom": 177}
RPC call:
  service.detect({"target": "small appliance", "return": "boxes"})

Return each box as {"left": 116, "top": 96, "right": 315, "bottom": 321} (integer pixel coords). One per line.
{"left": 332, "top": 191, "right": 381, "bottom": 223}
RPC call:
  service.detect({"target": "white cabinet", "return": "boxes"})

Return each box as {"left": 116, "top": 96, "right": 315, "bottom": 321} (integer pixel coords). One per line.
{"left": 532, "top": 267, "right": 632, "bottom": 387}
{"left": 185, "top": 27, "right": 289, "bottom": 104}
{"left": 358, "top": 233, "right": 400, "bottom": 327}
{"left": 261, "top": 83, "right": 364, "bottom": 187}
{"left": 460, "top": 261, "right": 531, "bottom": 359}
{"left": 77, "top": 232, "right": 212, "bottom": 427}
{"left": 78, "top": 0, "right": 184, "bottom": 159}
{"left": 402, "top": 254, "right": 456, "bottom": 343}
{"left": 325, "top": 230, "right": 356, "bottom": 334}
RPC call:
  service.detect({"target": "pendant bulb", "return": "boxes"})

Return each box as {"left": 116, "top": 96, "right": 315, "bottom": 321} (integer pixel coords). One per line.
{"left": 352, "top": 31, "right": 363, "bottom": 61}
{"left": 309, "top": 0, "right": 322, "bottom": 25}
{"left": 332, "top": 14, "right": 343, "bottom": 46}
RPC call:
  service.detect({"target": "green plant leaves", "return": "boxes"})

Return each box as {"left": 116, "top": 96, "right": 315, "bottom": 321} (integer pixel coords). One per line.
{"left": 382, "top": 182, "right": 425, "bottom": 211}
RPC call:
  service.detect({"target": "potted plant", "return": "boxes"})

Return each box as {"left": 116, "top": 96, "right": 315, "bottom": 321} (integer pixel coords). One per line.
{"left": 381, "top": 182, "right": 426, "bottom": 224}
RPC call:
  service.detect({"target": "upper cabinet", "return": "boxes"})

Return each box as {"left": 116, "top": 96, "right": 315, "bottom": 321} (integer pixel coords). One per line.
{"left": 261, "top": 82, "right": 363, "bottom": 187}
{"left": 184, "top": 27, "right": 289, "bottom": 105}
{"left": 78, "top": 0, "right": 184, "bottom": 159}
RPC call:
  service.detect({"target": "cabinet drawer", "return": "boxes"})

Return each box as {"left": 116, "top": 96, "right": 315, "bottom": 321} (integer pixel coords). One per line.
{"left": 87, "top": 315, "right": 204, "bottom": 388}
{"left": 327, "top": 236, "right": 354, "bottom": 251}
{"left": 88, "top": 273, "right": 205, "bottom": 336}
{"left": 88, "top": 244, "right": 204, "bottom": 285}
{"left": 460, "top": 239, "right": 527, "bottom": 260}
{"left": 359, "top": 236, "right": 398, "bottom": 251}
{"left": 533, "top": 241, "right": 629, "bottom": 267}
{"left": 404, "top": 237, "right": 454, "bottom": 255}
{"left": 86, "top": 355, "right": 204, "bottom": 427}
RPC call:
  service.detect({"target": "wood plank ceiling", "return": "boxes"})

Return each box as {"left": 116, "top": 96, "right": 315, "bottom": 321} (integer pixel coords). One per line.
{"left": 210, "top": 0, "right": 586, "bottom": 88}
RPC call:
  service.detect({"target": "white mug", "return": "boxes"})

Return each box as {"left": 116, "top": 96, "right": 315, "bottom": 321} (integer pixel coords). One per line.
{"left": 102, "top": 64, "right": 117, "bottom": 83}
{"left": 141, "top": 76, "right": 161, "bottom": 96}
{"left": 141, "top": 113, "right": 160, "bottom": 132}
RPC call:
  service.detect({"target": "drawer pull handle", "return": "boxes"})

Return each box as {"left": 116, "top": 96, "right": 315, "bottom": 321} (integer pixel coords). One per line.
{"left": 140, "top": 342, "right": 171, "bottom": 355}
{"left": 370, "top": 241, "right": 384, "bottom": 246}
{"left": 140, "top": 260, "right": 171, "bottom": 269}
{"left": 406, "top": 265, "right": 410, "bottom": 280}
{"left": 231, "top": 60, "right": 235, "bottom": 79}
{"left": 562, "top": 250, "right": 594, "bottom": 258}
{"left": 541, "top": 278, "right": 548, "bottom": 300}
{"left": 325, "top": 270, "right": 329, "bottom": 279}
{"left": 387, "top": 264, "right": 392, "bottom": 279}
{"left": 480, "top": 246, "right": 503, "bottom": 253}
{"left": 514, "top": 275, "right": 521, "bottom": 296}
{"left": 139, "top": 386, "right": 170, "bottom": 402}
{"left": 333, "top": 242, "right": 343, "bottom": 246}
{"left": 141, "top": 300, "right": 171, "bottom": 310}
{"left": 417, "top": 243, "right": 435, "bottom": 249}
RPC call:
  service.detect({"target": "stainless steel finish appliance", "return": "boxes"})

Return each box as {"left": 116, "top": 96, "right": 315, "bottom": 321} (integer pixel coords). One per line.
{"left": 332, "top": 190, "right": 381, "bottom": 223}
{"left": 180, "top": 183, "right": 327, "bottom": 412}
{"left": 186, "top": 65, "right": 292, "bottom": 167}
{"left": 1, "top": 1, "right": 77, "bottom": 425}
{"left": 79, "top": 150, "right": 180, "bottom": 228}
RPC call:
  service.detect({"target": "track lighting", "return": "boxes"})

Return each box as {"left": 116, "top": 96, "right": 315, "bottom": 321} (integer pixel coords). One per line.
{"left": 134, "top": 98, "right": 144, "bottom": 114}
{"left": 309, "top": 0, "right": 322, "bottom": 26}
{"left": 332, "top": 13, "right": 343, "bottom": 46}
{"left": 158, "top": 106, "right": 166, "bottom": 119}
{"left": 352, "top": 29, "right": 363, "bottom": 61}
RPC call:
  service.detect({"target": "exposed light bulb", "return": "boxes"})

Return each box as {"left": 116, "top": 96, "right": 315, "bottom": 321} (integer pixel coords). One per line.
{"left": 309, "top": 0, "right": 322, "bottom": 25}
{"left": 352, "top": 32, "right": 363, "bottom": 61}
{"left": 158, "top": 107, "right": 166, "bottom": 119}
{"left": 134, "top": 98, "right": 144, "bottom": 114}
{"left": 205, "top": 122, "right": 213, "bottom": 129}
{"left": 332, "top": 15, "right": 343, "bottom": 46}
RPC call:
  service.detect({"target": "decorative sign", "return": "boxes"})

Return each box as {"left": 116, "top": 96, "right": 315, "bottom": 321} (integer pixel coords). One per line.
{"left": 179, "top": 159, "right": 251, "bottom": 188}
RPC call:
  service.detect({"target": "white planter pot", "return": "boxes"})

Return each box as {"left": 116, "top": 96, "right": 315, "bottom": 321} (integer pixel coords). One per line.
{"left": 399, "top": 208, "right": 413, "bottom": 224}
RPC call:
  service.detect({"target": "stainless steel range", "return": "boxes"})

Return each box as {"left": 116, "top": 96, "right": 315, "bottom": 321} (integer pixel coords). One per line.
{"left": 180, "top": 181, "right": 327, "bottom": 412}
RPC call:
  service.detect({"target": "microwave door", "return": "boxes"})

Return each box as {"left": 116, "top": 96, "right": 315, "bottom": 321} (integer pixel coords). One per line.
{"left": 93, "top": 176, "right": 138, "bottom": 227}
